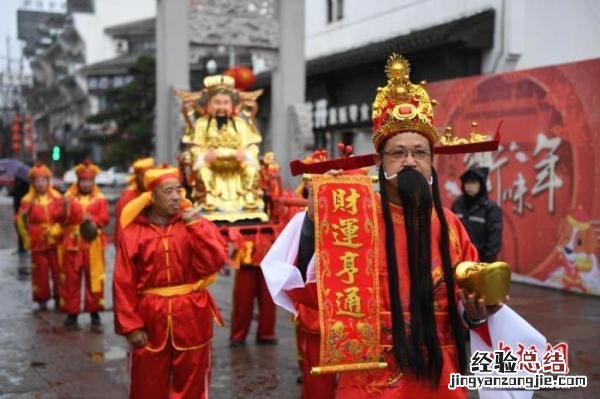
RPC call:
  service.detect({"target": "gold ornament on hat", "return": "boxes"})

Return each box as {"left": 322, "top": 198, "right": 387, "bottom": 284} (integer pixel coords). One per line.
{"left": 372, "top": 53, "right": 439, "bottom": 150}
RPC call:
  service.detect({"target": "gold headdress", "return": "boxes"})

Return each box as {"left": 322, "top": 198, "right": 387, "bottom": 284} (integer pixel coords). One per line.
{"left": 195, "top": 74, "right": 239, "bottom": 105}
{"left": 203, "top": 74, "right": 235, "bottom": 91}
{"left": 372, "top": 54, "right": 438, "bottom": 151}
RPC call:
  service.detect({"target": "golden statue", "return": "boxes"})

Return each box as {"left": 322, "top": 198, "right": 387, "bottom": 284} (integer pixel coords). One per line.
{"left": 178, "top": 75, "right": 267, "bottom": 222}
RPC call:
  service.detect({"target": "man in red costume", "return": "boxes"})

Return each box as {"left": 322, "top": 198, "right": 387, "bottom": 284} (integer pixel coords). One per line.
{"left": 113, "top": 166, "right": 227, "bottom": 399}
{"left": 17, "top": 163, "right": 64, "bottom": 310}
{"left": 62, "top": 160, "right": 109, "bottom": 331}
{"left": 113, "top": 157, "right": 154, "bottom": 244}
{"left": 263, "top": 54, "right": 499, "bottom": 398}
{"left": 228, "top": 227, "right": 278, "bottom": 347}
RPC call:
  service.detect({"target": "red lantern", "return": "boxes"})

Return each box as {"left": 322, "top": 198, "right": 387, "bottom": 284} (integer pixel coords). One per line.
{"left": 11, "top": 115, "right": 21, "bottom": 154}
{"left": 223, "top": 66, "right": 256, "bottom": 91}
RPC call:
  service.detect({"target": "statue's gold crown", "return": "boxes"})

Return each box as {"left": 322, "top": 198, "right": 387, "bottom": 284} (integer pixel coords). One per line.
{"left": 372, "top": 54, "right": 438, "bottom": 151}
{"left": 203, "top": 74, "right": 235, "bottom": 91}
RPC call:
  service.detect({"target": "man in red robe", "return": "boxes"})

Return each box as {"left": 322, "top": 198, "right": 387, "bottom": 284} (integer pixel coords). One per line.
{"left": 113, "top": 157, "right": 154, "bottom": 244}
{"left": 228, "top": 228, "right": 278, "bottom": 347}
{"left": 16, "top": 163, "right": 64, "bottom": 310}
{"left": 262, "top": 54, "right": 499, "bottom": 398}
{"left": 113, "top": 166, "right": 227, "bottom": 399}
{"left": 62, "top": 160, "right": 109, "bottom": 331}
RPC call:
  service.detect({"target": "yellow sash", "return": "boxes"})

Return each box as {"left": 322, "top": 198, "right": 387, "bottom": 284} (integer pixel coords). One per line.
{"left": 89, "top": 235, "right": 105, "bottom": 293}
{"left": 141, "top": 274, "right": 218, "bottom": 297}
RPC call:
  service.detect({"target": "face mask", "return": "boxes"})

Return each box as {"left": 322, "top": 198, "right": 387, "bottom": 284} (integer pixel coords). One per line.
{"left": 384, "top": 168, "right": 433, "bottom": 185}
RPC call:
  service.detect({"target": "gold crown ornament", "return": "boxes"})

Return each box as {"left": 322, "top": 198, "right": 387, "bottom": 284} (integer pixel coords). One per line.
{"left": 455, "top": 261, "right": 511, "bottom": 306}
{"left": 372, "top": 53, "right": 439, "bottom": 151}
{"left": 203, "top": 74, "right": 235, "bottom": 90}
{"left": 199, "top": 74, "right": 239, "bottom": 104}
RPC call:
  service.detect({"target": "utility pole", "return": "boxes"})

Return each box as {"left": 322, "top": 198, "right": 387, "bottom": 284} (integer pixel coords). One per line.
{"left": 270, "top": 0, "right": 306, "bottom": 186}
{"left": 155, "top": 0, "right": 190, "bottom": 164}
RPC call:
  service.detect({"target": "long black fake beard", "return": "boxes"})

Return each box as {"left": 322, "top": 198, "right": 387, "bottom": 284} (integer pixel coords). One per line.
{"left": 216, "top": 115, "right": 228, "bottom": 130}
{"left": 378, "top": 165, "right": 467, "bottom": 386}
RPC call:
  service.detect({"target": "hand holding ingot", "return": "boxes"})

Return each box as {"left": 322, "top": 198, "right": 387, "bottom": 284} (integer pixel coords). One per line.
{"left": 455, "top": 261, "right": 511, "bottom": 306}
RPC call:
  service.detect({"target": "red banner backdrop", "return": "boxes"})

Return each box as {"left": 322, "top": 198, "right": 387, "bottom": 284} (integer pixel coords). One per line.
{"left": 429, "top": 58, "right": 600, "bottom": 296}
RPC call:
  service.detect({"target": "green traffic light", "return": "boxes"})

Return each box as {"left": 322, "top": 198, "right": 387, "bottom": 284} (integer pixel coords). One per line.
{"left": 52, "top": 145, "right": 61, "bottom": 161}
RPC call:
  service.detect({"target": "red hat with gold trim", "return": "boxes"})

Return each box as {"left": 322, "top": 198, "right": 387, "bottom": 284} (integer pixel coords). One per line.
{"left": 74, "top": 159, "right": 101, "bottom": 179}
{"left": 120, "top": 165, "right": 191, "bottom": 229}
{"left": 143, "top": 165, "right": 180, "bottom": 191}
{"left": 132, "top": 157, "right": 155, "bottom": 174}
{"left": 372, "top": 53, "right": 438, "bottom": 151}
{"left": 28, "top": 163, "right": 52, "bottom": 179}
{"left": 372, "top": 53, "right": 499, "bottom": 154}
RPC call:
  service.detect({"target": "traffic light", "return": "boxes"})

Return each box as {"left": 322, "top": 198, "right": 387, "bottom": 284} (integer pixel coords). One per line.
{"left": 51, "top": 145, "right": 61, "bottom": 161}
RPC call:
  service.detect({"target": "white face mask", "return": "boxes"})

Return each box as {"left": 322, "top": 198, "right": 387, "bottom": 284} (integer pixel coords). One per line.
{"left": 383, "top": 170, "right": 398, "bottom": 180}
{"left": 383, "top": 168, "right": 433, "bottom": 185}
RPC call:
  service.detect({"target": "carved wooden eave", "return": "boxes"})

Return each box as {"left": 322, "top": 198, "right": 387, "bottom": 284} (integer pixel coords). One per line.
{"left": 187, "top": 0, "right": 280, "bottom": 66}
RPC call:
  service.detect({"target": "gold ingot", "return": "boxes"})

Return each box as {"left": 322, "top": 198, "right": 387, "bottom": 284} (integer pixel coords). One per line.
{"left": 455, "top": 261, "right": 511, "bottom": 306}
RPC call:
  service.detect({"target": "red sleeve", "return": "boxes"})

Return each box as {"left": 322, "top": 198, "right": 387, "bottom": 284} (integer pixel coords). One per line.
{"left": 16, "top": 199, "right": 31, "bottom": 219}
{"left": 185, "top": 217, "right": 227, "bottom": 275}
{"left": 445, "top": 208, "right": 479, "bottom": 263}
{"left": 90, "top": 197, "right": 109, "bottom": 228}
{"left": 112, "top": 230, "right": 144, "bottom": 336}
{"left": 45, "top": 195, "right": 65, "bottom": 223}
{"left": 287, "top": 282, "right": 319, "bottom": 309}
{"left": 63, "top": 197, "right": 83, "bottom": 225}
{"left": 114, "top": 190, "right": 134, "bottom": 243}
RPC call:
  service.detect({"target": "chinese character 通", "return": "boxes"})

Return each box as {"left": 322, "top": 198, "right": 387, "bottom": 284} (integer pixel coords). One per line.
{"left": 335, "top": 286, "right": 366, "bottom": 318}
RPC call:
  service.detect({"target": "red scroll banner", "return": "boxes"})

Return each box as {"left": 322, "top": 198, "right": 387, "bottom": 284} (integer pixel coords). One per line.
{"left": 310, "top": 174, "right": 387, "bottom": 375}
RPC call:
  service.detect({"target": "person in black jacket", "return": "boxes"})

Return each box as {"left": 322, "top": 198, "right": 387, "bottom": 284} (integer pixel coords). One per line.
{"left": 451, "top": 167, "right": 503, "bottom": 262}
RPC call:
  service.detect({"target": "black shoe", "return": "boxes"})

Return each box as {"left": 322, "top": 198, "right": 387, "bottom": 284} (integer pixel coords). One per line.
{"left": 90, "top": 313, "right": 103, "bottom": 333}
{"left": 229, "top": 339, "right": 246, "bottom": 348}
{"left": 63, "top": 314, "right": 79, "bottom": 330}
{"left": 256, "top": 337, "right": 278, "bottom": 345}
{"left": 33, "top": 301, "right": 48, "bottom": 315}
{"left": 296, "top": 374, "right": 303, "bottom": 384}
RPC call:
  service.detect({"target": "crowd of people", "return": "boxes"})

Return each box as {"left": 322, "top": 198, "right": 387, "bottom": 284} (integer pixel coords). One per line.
{"left": 12, "top": 53, "right": 515, "bottom": 399}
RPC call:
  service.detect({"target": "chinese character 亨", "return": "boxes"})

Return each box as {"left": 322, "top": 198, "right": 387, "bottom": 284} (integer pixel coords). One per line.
{"left": 332, "top": 188, "right": 359, "bottom": 215}
{"left": 335, "top": 286, "right": 366, "bottom": 318}
{"left": 470, "top": 350, "right": 494, "bottom": 373}
{"left": 332, "top": 218, "right": 363, "bottom": 249}
{"left": 336, "top": 251, "right": 359, "bottom": 284}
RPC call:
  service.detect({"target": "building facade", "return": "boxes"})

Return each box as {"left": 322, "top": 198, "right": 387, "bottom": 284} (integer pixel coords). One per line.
{"left": 17, "top": 0, "right": 155, "bottom": 168}
{"left": 300, "top": 0, "right": 600, "bottom": 156}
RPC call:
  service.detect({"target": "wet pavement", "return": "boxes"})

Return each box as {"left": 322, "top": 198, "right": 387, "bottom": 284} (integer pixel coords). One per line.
{"left": 0, "top": 193, "right": 598, "bottom": 398}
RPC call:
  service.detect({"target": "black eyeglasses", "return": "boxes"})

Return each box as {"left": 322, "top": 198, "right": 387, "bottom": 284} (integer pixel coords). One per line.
{"left": 381, "top": 148, "right": 431, "bottom": 161}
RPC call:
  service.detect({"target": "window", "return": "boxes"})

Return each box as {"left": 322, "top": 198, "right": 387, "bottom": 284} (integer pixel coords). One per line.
{"left": 88, "top": 76, "right": 98, "bottom": 90}
{"left": 326, "top": 0, "right": 344, "bottom": 23}
{"left": 113, "top": 75, "right": 125, "bottom": 88}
